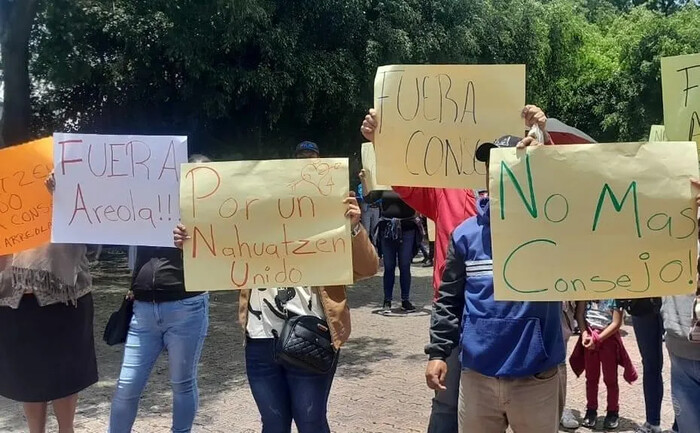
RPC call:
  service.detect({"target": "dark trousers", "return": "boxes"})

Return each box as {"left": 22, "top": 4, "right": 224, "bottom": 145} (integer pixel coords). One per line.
{"left": 245, "top": 338, "right": 337, "bottom": 433}
{"left": 632, "top": 312, "right": 665, "bottom": 426}
{"left": 381, "top": 229, "right": 415, "bottom": 301}
{"left": 427, "top": 350, "right": 460, "bottom": 433}
{"left": 585, "top": 334, "right": 620, "bottom": 412}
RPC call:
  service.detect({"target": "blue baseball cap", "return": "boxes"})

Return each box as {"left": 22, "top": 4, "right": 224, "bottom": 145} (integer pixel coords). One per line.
{"left": 295, "top": 141, "right": 320, "bottom": 156}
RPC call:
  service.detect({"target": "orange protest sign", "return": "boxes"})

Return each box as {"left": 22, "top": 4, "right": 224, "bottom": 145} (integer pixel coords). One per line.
{"left": 0, "top": 137, "right": 54, "bottom": 254}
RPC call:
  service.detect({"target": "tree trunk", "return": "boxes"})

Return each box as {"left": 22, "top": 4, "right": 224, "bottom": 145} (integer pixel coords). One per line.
{"left": 0, "top": 0, "right": 40, "bottom": 148}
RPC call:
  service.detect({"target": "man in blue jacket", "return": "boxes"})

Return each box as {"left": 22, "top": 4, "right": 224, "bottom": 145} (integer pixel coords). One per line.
{"left": 424, "top": 135, "right": 565, "bottom": 433}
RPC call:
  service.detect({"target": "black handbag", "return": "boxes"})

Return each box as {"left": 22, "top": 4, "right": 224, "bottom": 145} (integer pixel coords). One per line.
{"left": 273, "top": 314, "right": 339, "bottom": 374}
{"left": 103, "top": 296, "right": 134, "bottom": 346}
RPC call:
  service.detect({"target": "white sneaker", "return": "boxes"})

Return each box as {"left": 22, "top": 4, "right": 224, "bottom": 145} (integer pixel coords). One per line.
{"left": 635, "top": 423, "right": 662, "bottom": 433}
{"left": 560, "top": 408, "right": 580, "bottom": 429}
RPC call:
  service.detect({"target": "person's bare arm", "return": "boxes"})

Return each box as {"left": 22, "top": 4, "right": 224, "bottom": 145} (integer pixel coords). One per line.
{"left": 597, "top": 309, "right": 623, "bottom": 342}
{"left": 575, "top": 301, "right": 595, "bottom": 349}
{"left": 575, "top": 301, "right": 587, "bottom": 331}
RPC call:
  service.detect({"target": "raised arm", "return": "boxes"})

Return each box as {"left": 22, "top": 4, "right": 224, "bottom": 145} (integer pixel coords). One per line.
{"left": 344, "top": 193, "right": 379, "bottom": 281}
{"left": 350, "top": 225, "right": 379, "bottom": 282}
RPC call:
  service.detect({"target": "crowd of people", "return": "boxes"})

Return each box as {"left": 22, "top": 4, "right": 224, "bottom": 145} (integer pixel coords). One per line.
{"left": 0, "top": 104, "right": 698, "bottom": 433}
{"left": 361, "top": 105, "right": 699, "bottom": 433}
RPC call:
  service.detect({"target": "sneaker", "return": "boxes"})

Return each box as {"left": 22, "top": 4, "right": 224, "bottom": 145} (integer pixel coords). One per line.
{"left": 401, "top": 300, "right": 416, "bottom": 312}
{"left": 635, "top": 423, "right": 662, "bottom": 433}
{"left": 422, "top": 260, "right": 433, "bottom": 267}
{"left": 382, "top": 300, "right": 392, "bottom": 313}
{"left": 604, "top": 411, "right": 619, "bottom": 430}
{"left": 582, "top": 409, "right": 598, "bottom": 428}
{"left": 560, "top": 408, "right": 580, "bottom": 429}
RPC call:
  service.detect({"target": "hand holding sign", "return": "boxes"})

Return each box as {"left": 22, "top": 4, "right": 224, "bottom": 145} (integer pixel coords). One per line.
{"left": 362, "top": 99, "right": 547, "bottom": 188}
{"left": 692, "top": 178, "right": 700, "bottom": 206}
{"left": 360, "top": 108, "right": 379, "bottom": 142}
{"left": 45, "top": 171, "right": 55, "bottom": 194}
{"left": 343, "top": 193, "right": 362, "bottom": 228}
{"left": 173, "top": 223, "right": 190, "bottom": 249}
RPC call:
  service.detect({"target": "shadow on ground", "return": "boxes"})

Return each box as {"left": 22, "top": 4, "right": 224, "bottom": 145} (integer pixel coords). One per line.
{"left": 345, "top": 272, "right": 434, "bottom": 311}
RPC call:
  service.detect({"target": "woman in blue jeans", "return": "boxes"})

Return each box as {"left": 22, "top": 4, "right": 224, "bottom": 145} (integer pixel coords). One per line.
{"left": 109, "top": 244, "right": 209, "bottom": 433}
{"left": 174, "top": 184, "right": 379, "bottom": 432}
{"left": 362, "top": 184, "right": 419, "bottom": 312}
{"left": 627, "top": 298, "right": 677, "bottom": 433}
{"left": 109, "top": 155, "right": 211, "bottom": 433}
{"left": 662, "top": 292, "right": 700, "bottom": 433}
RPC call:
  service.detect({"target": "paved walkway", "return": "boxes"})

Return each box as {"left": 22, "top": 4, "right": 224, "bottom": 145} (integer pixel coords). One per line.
{"left": 0, "top": 252, "right": 675, "bottom": 432}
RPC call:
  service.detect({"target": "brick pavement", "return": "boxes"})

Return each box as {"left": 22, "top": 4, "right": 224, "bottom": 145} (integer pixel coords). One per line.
{"left": 0, "top": 259, "right": 676, "bottom": 432}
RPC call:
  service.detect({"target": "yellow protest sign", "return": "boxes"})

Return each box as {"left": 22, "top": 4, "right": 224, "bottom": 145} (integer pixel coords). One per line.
{"left": 360, "top": 142, "right": 390, "bottom": 192}
{"left": 648, "top": 125, "right": 668, "bottom": 142}
{"left": 0, "top": 137, "right": 53, "bottom": 254}
{"left": 662, "top": 54, "right": 700, "bottom": 148}
{"left": 180, "top": 158, "right": 352, "bottom": 291}
{"left": 490, "top": 142, "right": 699, "bottom": 301}
{"left": 373, "top": 64, "right": 526, "bottom": 188}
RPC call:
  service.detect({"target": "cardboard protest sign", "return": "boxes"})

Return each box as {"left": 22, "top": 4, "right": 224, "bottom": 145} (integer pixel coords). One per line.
{"left": 51, "top": 134, "right": 187, "bottom": 246}
{"left": 180, "top": 158, "right": 352, "bottom": 291}
{"left": 0, "top": 137, "right": 53, "bottom": 254}
{"left": 662, "top": 54, "right": 700, "bottom": 148}
{"left": 373, "top": 64, "right": 525, "bottom": 188}
{"left": 490, "top": 141, "right": 699, "bottom": 301}
{"left": 360, "top": 142, "right": 390, "bottom": 192}
{"left": 648, "top": 125, "right": 668, "bottom": 142}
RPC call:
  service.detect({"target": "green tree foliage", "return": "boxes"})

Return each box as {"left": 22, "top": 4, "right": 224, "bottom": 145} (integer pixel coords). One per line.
{"left": 19, "top": 0, "right": 700, "bottom": 157}
{"left": 549, "top": 3, "right": 700, "bottom": 141}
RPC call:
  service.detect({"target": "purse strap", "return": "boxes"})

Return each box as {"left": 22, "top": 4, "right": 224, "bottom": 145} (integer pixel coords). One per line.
{"left": 263, "top": 298, "right": 289, "bottom": 320}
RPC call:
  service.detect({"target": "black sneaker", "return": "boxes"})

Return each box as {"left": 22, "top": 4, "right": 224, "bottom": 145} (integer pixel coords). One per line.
{"left": 382, "top": 300, "right": 392, "bottom": 313}
{"left": 401, "top": 300, "right": 416, "bottom": 312}
{"left": 604, "top": 411, "right": 619, "bottom": 430}
{"left": 581, "top": 409, "right": 597, "bottom": 428}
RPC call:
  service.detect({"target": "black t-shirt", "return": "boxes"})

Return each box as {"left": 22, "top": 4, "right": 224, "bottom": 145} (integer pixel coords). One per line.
{"left": 365, "top": 190, "right": 417, "bottom": 230}
{"left": 131, "top": 246, "right": 203, "bottom": 302}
